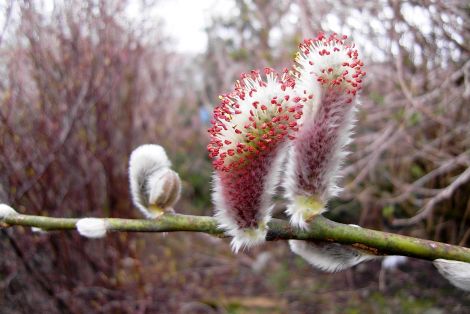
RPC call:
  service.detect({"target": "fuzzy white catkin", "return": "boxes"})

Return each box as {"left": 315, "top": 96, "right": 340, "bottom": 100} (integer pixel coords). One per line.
{"left": 0, "top": 204, "right": 18, "bottom": 219}
{"left": 381, "top": 256, "right": 407, "bottom": 270}
{"left": 289, "top": 240, "right": 376, "bottom": 272}
{"left": 434, "top": 259, "right": 470, "bottom": 291}
{"left": 129, "top": 144, "right": 181, "bottom": 218}
{"left": 31, "top": 227, "right": 48, "bottom": 234}
{"left": 76, "top": 218, "right": 108, "bottom": 239}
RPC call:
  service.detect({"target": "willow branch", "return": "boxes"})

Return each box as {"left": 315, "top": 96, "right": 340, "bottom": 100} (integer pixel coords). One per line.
{"left": 1, "top": 210, "right": 470, "bottom": 263}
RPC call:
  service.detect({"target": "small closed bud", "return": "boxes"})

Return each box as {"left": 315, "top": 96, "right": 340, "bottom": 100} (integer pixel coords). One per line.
{"left": 148, "top": 168, "right": 182, "bottom": 211}
{"left": 76, "top": 218, "right": 108, "bottom": 239}
{"left": 434, "top": 259, "right": 470, "bottom": 291}
{"left": 0, "top": 204, "right": 18, "bottom": 219}
{"left": 129, "top": 144, "right": 181, "bottom": 218}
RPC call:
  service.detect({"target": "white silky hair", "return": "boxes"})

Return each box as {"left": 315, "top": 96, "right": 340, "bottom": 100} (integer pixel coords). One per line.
{"left": 212, "top": 144, "right": 288, "bottom": 253}
{"left": 293, "top": 38, "right": 357, "bottom": 123}
{"left": 283, "top": 101, "right": 357, "bottom": 230}
{"left": 215, "top": 73, "right": 288, "bottom": 155}
{"left": 283, "top": 35, "right": 362, "bottom": 229}
{"left": 0, "top": 204, "right": 18, "bottom": 219}
{"left": 76, "top": 218, "right": 108, "bottom": 239}
{"left": 289, "top": 239, "right": 377, "bottom": 272}
{"left": 31, "top": 227, "right": 48, "bottom": 234}
{"left": 381, "top": 255, "right": 408, "bottom": 270}
{"left": 284, "top": 204, "right": 324, "bottom": 230}
{"left": 295, "top": 38, "right": 358, "bottom": 100}
{"left": 129, "top": 144, "right": 180, "bottom": 218}
{"left": 295, "top": 75, "right": 321, "bottom": 123}
{"left": 434, "top": 259, "right": 470, "bottom": 291}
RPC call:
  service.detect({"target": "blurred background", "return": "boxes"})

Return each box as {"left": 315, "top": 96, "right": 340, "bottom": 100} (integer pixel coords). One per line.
{"left": 0, "top": 0, "right": 469, "bottom": 313}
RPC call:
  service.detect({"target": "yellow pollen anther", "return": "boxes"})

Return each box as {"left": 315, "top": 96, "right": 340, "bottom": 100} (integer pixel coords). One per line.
{"left": 294, "top": 195, "right": 325, "bottom": 222}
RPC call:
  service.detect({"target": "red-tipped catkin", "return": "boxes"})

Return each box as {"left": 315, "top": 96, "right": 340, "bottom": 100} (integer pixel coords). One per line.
{"left": 208, "top": 68, "right": 304, "bottom": 252}
{"left": 285, "top": 33, "right": 365, "bottom": 229}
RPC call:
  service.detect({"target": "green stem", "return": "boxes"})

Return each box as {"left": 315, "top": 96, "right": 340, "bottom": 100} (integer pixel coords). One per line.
{"left": 2, "top": 211, "right": 470, "bottom": 263}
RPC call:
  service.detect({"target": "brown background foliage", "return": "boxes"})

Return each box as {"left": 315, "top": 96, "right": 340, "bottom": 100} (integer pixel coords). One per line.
{"left": 0, "top": 0, "right": 469, "bottom": 313}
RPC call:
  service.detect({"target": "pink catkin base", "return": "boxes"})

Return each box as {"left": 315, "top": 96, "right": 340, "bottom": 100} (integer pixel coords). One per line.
{"left": 293, "top": 90, "right": 353, "bottom": 197}
{"left": 217, "top": 148, "right": 278, "bottom": 229}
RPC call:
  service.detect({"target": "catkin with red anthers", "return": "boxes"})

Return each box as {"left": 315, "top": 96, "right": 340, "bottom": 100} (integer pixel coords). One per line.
{"left": 284, "top": 33, "right": 366, "bottom": 229}
{"left": 208, "top": 68, "right": 305, "bottom": 252}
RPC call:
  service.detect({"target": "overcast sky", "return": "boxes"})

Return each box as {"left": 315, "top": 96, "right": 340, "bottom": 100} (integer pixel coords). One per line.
{"left": 0, "top": 0, "right": 232, "bottom": 54}
{"left": 153, "top": 0, "right": 233, "bottom": 53}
